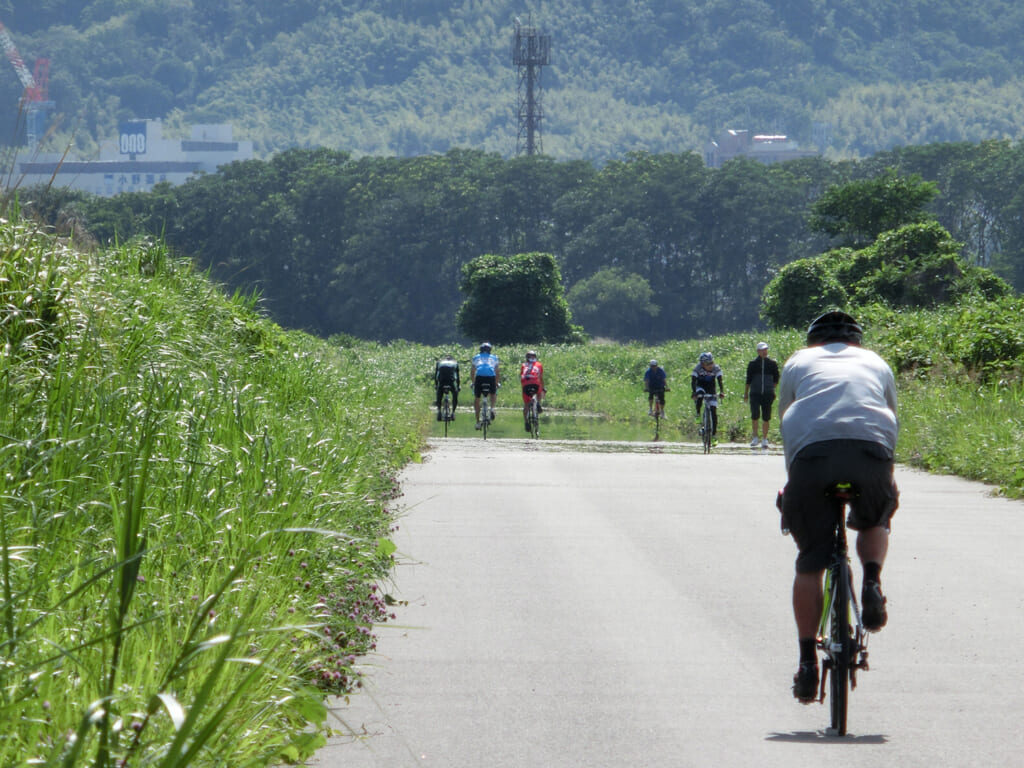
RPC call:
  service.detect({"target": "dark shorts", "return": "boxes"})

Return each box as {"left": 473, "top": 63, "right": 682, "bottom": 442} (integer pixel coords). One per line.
{"left": 781, "top": 439, "right": 899, "bottom": 574}
{"left": 436, "top": 384, "right": 459, "bottom": 408}
{"left": 748, "top": 392, "right": 775, "bottom": 421}
{"left": 648, "top": 389, "right": 666, "bottom": 404}
{"left": 474, "top": 376, "right": 497, "bottom": 397}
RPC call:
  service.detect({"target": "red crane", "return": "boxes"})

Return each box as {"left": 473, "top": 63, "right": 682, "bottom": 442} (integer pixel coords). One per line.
{"left": 0, "top": 18, "right": 52, "bottom": 146}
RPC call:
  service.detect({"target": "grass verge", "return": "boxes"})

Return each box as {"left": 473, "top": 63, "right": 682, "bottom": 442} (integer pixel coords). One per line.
{"left": 0, "top": 216, "right": 433, "bottom": 766}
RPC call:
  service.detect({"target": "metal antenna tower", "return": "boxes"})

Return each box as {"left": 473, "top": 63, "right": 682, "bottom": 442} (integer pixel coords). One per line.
{"left": 512, "top": 17, "right": 550, "bottom": 156}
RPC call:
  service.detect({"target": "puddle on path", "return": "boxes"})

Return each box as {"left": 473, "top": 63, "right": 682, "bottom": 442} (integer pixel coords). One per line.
{"left": 428, "top": 407, "right": 782, "bottom": 456}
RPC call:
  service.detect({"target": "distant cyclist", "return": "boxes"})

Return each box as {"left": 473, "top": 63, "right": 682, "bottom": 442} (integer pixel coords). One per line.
{"left": 778, "top": 310, "right": 899, "bottom": 702}
{"left": 520, "top": 350, "right": 546, "bottom": 432}
{"left": 643, "top": 359, "right": 668, "bottom": 416}
{"left": 433, "top": 353, "right": 460, "bottom": 421}
{"left": 691, "top": 352, "right": 725, "bottom": 437}
{"left": 471, "top": 342, "right": 500, "bottom": 429}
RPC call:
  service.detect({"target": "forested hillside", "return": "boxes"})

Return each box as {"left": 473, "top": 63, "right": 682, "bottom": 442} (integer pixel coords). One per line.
{"left": 3, "top": 0, "right": 1024, "bottom": 161}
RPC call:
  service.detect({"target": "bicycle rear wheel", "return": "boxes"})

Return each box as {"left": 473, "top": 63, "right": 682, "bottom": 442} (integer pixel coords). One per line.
{"left": 529, "top": 397, "right": 540, "bottom": 439}
{"left": 483, "top": 400, "right": 491, "bottom": 439}
{"left": 442, "top": 393, "right": 452, "bottom": 437}
{"left": 827, "top": 560, "right": 852, "bottom": 736}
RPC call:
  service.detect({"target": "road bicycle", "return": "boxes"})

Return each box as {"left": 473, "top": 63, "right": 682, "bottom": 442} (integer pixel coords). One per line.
{"left": 818, "top": 482, "right": 871, "bottom": 736}
{"left": 478, "top": 382, "right": 494, "bottom": 439}
{"left": 781, "top": 482, "right": 870, "bottom": 736}
{"left": 439, "top": 386, "right": 455, "bottom": 437}
{"left": 525, "top": 385, "right": 541, "bottom": 439}
{"left": 648, "top": 389, "right": 667, "bottom": 441}
{"left": 694, "top": 389, "right": 721, "bottom": 454}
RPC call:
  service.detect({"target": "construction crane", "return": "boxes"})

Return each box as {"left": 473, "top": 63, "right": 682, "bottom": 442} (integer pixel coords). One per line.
{"left": 0, "top": 18, "right": 53, "bottom": 148}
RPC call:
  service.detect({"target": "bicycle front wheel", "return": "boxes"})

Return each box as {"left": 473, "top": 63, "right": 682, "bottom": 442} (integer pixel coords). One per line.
{"left": 702, "top": 408, "right": 713, "bottom": 453}
{"left": 828, "top": 561, "right": 852, "bottom": 736}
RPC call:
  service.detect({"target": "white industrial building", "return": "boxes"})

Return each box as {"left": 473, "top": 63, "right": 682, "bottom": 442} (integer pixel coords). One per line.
{"left": 12, "top": 119, "right": 254, "bottom": 196}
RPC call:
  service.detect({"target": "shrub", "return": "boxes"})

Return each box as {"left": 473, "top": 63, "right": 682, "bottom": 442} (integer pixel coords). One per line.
{"left": 761, "top": 256, "right": 849, "bottom": 328}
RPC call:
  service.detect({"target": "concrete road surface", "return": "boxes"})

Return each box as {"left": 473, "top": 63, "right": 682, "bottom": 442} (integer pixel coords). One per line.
{"left": 312, "top": 437, "right": 1024, "bottom": 768}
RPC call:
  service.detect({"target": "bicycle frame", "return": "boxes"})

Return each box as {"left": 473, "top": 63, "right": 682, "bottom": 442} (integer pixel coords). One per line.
{"left": 816, "top": 482, "right": 869, "bottom": 736}
{"left": 527, "top": 393, "right": 540, "bottom": 439}
{"left": 649, "top": 389, "right": 666, "bottom": 441}
{"left": 478, "top": 382, "right": 493, "bottom": 439}
{"left": 440, "top": 387, "right": 453, "bottom": 437}
{"left": 695, "top": 390, "right": 718, "bottom": 453}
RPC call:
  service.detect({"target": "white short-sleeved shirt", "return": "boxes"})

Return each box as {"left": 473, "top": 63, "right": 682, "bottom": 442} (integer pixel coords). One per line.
{"left": 778, "top": 343, "right": 898, "bottom": 469}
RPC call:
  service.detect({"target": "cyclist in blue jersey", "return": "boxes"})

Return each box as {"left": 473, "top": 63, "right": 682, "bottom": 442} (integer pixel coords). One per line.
{"left": 471, "top": 342, "right": 501, "bottom": 429}
{"left": 643, "top": 360, "right": 668, "bottom": 416}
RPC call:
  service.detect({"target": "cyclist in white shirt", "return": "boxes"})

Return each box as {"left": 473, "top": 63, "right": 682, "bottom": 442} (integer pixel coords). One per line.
{"left": 778, "top": 310, "right": 899, "bottom": 702}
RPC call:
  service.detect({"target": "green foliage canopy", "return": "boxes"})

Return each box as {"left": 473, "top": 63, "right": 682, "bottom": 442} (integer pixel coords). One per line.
{"left": 566, "top": 267, "right": 659, "bottom": 342}
{"left": 456, "top": 253, "right": 579, "bottom": 344}
{"left": 762, "top": 221, "right": 1012, "bottom": 327}
{"left": 808, "top": 169, "right": 940, "bottom": 247}
{"left": 20, "top": 139, "right": 1024, "bottom": 345}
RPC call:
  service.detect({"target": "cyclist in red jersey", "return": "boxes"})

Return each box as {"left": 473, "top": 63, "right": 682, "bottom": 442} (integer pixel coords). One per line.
{"left": 520, "top": 350, "right": 546, "bottom": 432}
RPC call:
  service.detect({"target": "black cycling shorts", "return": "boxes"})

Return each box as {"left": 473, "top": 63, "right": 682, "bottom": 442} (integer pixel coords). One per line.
{"left": 748, "top": 392, "right": 775, "bottom": 422}
{"left": 781, "top": 439, "right": 899, "bottom": 574}
{"left": 474, "top": 375, "right": 497, "bottom": 397}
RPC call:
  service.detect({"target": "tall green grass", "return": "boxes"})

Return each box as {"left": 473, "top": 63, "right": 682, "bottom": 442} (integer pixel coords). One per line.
{"left": 0, "top": 217, "right": 433, "bottom": 766}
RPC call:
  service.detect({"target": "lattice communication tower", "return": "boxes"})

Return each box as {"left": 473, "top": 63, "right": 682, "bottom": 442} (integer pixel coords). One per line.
{"left": 512, "top": 19, "right": 550, "bottom": 156}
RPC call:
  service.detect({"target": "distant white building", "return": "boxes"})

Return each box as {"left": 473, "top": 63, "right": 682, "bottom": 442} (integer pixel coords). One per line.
{"left": 12, "top": 119, "right": 254, "bottom": 196}
{"left": 704, "top": 129, "right": 818, "bottom": 168}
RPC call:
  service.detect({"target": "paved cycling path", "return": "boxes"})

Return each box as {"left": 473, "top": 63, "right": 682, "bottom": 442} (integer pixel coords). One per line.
{"left": 313, "top": 438, "right": 1024, "bottom": 768}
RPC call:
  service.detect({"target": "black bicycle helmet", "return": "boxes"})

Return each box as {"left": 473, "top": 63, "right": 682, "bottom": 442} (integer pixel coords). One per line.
{"left": 806, "top": 310, "right": 863, "bottom": 346}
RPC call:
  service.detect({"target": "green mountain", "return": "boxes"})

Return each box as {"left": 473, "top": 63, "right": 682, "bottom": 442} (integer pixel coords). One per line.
{"left": 4, "top": 0, "right": 1024, "bottom": 162}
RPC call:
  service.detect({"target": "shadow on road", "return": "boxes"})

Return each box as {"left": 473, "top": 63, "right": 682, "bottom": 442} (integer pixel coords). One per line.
{"left": 766, "top": 730, "right": 888, "bottom": 744}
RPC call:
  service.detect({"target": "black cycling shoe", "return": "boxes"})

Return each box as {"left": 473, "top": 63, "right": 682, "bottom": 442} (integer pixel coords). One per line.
{"left": 792, "top": 662, "right": 819, "bottom": 703}
{"left": 862, "top": 581, "right": 888, "bottom": 632}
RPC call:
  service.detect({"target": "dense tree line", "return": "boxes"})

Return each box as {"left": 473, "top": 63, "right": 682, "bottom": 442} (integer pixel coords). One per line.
{"left": 26, "top": 138, "right": 1021, "bottom": 345}
{"left": 4, "top": 0, "right": 1024, "bottom": 161}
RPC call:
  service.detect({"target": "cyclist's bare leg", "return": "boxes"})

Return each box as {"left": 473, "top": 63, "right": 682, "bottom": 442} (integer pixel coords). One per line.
{"left": 793, "top": 570, "right": 824, "bottom": 640}
{"left": 856, "top": 525, "right": 889, "bottom": 574}
{"left": 473, "top": 395, "right": 482, "bottom": 422}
